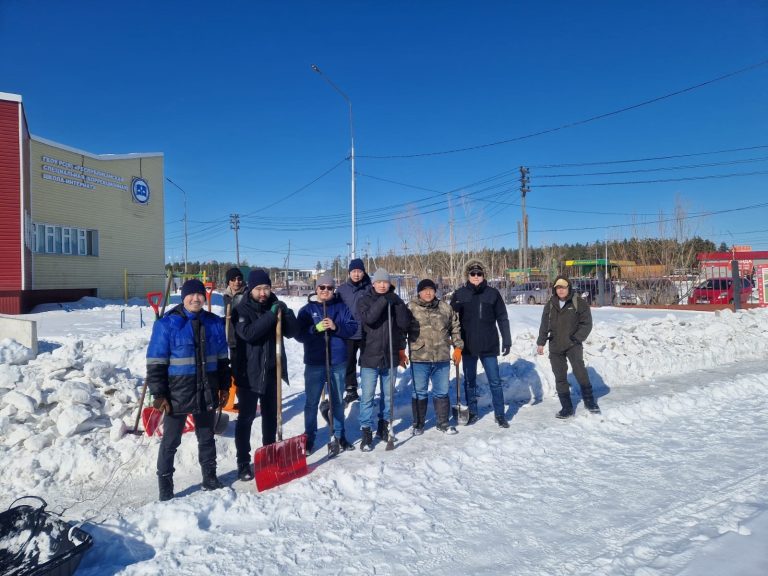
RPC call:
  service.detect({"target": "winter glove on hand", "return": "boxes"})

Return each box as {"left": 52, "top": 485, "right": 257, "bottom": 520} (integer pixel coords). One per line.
{"left": 218, "top": 389, "right": 230, "bottom": 408}
{"left": 153, "top": 397, "right": 171, "bottom": 415}
{"left": 314, "top": 321, "right": 327, "bottom": 333}
{"left": 501, "top": 345, "right": 510, "bottom": 356}
{"left": 384, "top": 292, "right": 399, "bottom": 305}
{"left": 452, "top": 348, "right": 463, "bottom": 365}
{"left": 270, "top": 301, "right": 286, "bottom": 315}
{"left": 398, "top": 350, "right": 409, "bottom": 368}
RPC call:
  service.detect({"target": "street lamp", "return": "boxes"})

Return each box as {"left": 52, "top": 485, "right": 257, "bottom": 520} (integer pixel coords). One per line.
{"left": 165, "top": 177, "right": 189, "bottom": 274}
{"left": 312, "top": 64, "right": 356, "bottom": 258}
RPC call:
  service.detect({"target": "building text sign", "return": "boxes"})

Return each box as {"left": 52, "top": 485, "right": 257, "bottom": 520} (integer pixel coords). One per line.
{"left": 40, "top": 155, "right": 129, "bottom": 192}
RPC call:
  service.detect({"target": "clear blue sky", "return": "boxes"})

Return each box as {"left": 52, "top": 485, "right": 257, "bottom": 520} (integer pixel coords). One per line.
{"left": 2, "top": 1, "right": 766, "bottom": 269}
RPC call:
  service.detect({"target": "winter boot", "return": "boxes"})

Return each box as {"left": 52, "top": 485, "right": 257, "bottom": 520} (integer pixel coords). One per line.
{"left": 495, "top": 415, "right": 510, "bottom": 428}
{"left": 328, "top": 436, "right": 341, "bottom": 458}
{"left": 158, "top": 474, "right": 174, "bottom": 502}
{"left": 411, "top": 398, "right": 422, "bottom": 435}
{"left": 201, "top": 467, "right": 224, "bottom": 491}
{"left": 434, "top": 397, "right": 455, "bottom": 433}
{"left": 237, "top": 462, "right": 254, "bottom": 482}
{"left": 466, "top": 413, "right": 479, "bottom": 426}
{"left": 360, "top": 427, "right": 373, "bottom": 452}
{"left": 376, "top": 418, "right": 389, "bottom": 441}
{"left": 581, "top": 386, "right": 601, "bottom": 414}
{"left": 417, "top": 398, "right": 428, "bottom": 430}
{"left": 556, "top": 393, "right": 575, "bottom": 419}
{"left": 339, "top": 436, "right": 355, "bottom": 451}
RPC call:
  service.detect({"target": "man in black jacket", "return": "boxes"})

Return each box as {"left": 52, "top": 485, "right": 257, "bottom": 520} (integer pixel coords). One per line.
{"left": 232, "top": 269, "right": 299, "bottom": 481}
{"left": 450, "top": 260, "right": 511, "bottom": 427}
{"left": 336, "top": 258, "right": 371, "bottom": 404}
{"left": 536, "top": 276, "right": 600, "bottom": 418}
{"left": 356, "top": 268, "right": 411, "bottom": 451}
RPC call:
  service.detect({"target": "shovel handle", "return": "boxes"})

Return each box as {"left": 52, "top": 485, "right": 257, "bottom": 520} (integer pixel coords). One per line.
{"left": 276, "top": 308, "right": 283, "bottom": 442}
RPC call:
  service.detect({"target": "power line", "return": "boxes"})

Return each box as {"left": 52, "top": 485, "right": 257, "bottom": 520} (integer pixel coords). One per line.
{"left": 359, "top": 60, "right": 768, "bottom": 159}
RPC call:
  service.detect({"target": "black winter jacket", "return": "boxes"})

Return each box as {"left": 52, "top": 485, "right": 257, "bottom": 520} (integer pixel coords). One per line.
{"left": 357, "top": 287, "right": 411, "bottom": 370}
{"left": 233, "top": 292, "right": 299, "bottom": 394}
{"left": 450, "top": 280, "right": 511, "bottom": 356}
{"left": 536, "top": 289, "right": 592, "bottom": 353}
{"left": 336, "top": 273, "right": 371, "bottom": 340}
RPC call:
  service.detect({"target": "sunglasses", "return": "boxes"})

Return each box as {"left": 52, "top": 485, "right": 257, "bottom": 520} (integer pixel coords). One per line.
{"left": 230, "top": 277, "right": 243, "bottom": 282}
{"left": 317, "top": 285, "right": 334, "bottom": 291}
{"left": 469, "top": 271, "right": 484, "bottom": 277}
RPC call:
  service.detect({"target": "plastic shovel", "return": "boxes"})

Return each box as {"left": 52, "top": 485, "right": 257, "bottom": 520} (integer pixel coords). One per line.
{"left": 452, "top": 362, "right": 470, "bottom": 426}
{"left": 254, "top": 308, "right": 308, "bottom": 492}
{"left": 142, "top": 407, "right": 195, "bottom": 437}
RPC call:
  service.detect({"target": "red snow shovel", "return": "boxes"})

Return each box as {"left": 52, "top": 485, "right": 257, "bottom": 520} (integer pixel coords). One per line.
{"left": 142, "top": 407, "right": 195, "bottom": 437}
{"left": 254, "top": 308, "right": 308, "bottom": 492}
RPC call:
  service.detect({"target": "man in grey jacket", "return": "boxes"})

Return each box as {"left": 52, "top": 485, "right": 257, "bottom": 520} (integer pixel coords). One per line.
{"left": 536, "top": 276, "right": 600, "bottom": 418}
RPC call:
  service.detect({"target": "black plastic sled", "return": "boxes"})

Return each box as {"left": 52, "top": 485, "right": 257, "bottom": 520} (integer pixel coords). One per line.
{"left": 0, "top": 496, "right": 93, "bottom": 576}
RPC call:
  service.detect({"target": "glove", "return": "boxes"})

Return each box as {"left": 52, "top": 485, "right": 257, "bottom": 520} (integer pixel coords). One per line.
{"left": 452, "top": 348, "right": 463, "bottom": 365}
{"left": 218, "top": 389, "right": 230, "bottom": 408}
{"left": 270, "top": 301, "right": 286, "bottom": 315}
{"left": 398, "top": 350, "right": 409, "bottom": 368}
{"left": 384, "top": 292, "right": 398, "bottom": 304}
{"left": 153, "top": 396, "right": 171, "bottom": 415}
{"left": 314, "top": 321, "right": 327, "bottom": 333}
{"left": 501, "top": 345, "right": 510, "bottom": 356}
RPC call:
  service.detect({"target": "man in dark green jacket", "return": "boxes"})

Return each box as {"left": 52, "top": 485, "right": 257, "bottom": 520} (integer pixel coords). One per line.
{"left": 536, "top": 276, "right": 600, "bottom": 418}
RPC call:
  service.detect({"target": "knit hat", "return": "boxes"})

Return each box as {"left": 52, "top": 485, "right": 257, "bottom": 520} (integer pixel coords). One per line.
{"left": 248, "top": 268, "right": 271, "bottom": 288}
{"left": 225, "top": 267, "right": 243, "bottom": 283}
{"left": 417, "top": 278, "right": 437, "bottom": 293}
{"left": 181, "top": 279, "right": 206, "bottom": 299}
{"left": 348, "top": 258, "right": 365, "bottom": 272}
{"left": 316, "top": 273, "right": 335, "bottom": 288}
{"left": 371, "top": 268, "right": 390, "bottom": 283}
{"left": 553, "top": 277, "right": 570, "bottom": 289}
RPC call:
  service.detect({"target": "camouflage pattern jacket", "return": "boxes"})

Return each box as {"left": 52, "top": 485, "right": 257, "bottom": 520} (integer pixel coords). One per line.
{"left": 407, "top": 297, "right": 464, "bottom": 363}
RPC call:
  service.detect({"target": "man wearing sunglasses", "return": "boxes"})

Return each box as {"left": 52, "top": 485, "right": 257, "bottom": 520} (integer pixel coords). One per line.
{"left": 295, "top": 273, "right": 358, "bottom": 455}
{"left": 450, "top": 260, "right": 512, "bottom": 428}
{"left": 222, "top": 267, "right": 247, "bottom": 408}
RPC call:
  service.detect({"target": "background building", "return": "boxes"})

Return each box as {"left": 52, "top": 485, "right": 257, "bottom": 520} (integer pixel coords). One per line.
{"left": 0, "top": 92, "right": 164, "bottom": 313}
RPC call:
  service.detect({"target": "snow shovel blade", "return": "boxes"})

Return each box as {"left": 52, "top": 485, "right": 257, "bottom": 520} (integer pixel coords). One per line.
{"left": 452, "top": 403, "right": 470, "bottom": 426}
{"left": 214, "top": 409, "right": 229, "bottom": 435}
{"left": 319, "top": 398, "right": 330, "bottom": 425}
{"left": 142, "top": 407, "right": 195, "bottom": 437}
{"left": 254, "top": 434, "right": 309, "bottom": 492}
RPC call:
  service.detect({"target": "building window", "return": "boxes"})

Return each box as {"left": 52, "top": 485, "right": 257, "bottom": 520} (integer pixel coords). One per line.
{"left": 33, "top": 222, "right": 98, "bottom": 257}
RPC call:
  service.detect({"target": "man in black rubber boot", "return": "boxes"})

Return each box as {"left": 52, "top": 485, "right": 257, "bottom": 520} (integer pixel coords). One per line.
{"left": 147, "top": 279, "right": 231, "bottom": 501}
{"left": 433, "top": 396, "right": 454, "bottom": 433}
{"left": 536, "top": 277, "right": 597, "bottom": 419}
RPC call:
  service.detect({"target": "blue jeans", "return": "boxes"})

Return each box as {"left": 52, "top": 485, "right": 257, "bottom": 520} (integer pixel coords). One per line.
{"left": 411, "top": 361, "right": 450, "bottom": 400}
{"left": 462, "top": 354, "right": 505, "bottom": 418}
{"left": 359, "top": 366, "right": 394, "bottom": 430}
{"left": 304, "top": 363, "right": 346, "bottom": 445}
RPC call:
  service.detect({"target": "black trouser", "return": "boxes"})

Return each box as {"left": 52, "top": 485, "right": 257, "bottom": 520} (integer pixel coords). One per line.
{"left": 549, "top": 343, "right": 591, "bottom": 395}
{"left": 344, "top": 339, "right": 362, "bottom": 391}
{"left": 235, "top": 380, "right": 278, "bottom": 464}
{"left": 157, "top": 410, "right": 216, "bottom": 477}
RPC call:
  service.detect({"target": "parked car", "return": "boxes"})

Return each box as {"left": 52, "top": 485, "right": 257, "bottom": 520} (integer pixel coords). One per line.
{"left": 507, "top": 281, "right": 550, "bottom": 304}
{"left": 614, "top": 284, "right": 640, "bottom": 306}
{"left": 687, "top": 277, "right": 753, "bottom": 305}
{"left": 632, "top": 278, "right": 680, "bottom": 305}
{"left": 570, "top": 278, "right": 615, "bottom": 305}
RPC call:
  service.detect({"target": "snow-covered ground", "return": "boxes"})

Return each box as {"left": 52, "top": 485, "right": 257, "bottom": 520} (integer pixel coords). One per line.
{"left": 1, "top": 295, "right": 767, "bottom": 575}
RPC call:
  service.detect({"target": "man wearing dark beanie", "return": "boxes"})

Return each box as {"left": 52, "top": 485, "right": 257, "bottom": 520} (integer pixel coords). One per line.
{"left": 231, "top": 268, "right": 299, "bottom": 481}
{"left": 146, "top": 278, "right": 231, "bottom": 500}
{"left": 336, "top": 258, "right": 371, "bottom": 405}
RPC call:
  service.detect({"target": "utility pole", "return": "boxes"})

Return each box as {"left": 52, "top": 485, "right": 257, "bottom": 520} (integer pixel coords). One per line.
{"left": 229, "top": 213, "right": 240, "bottom": 266}
{"left": 519, "top": 167, "right": 530, "bottom": 277}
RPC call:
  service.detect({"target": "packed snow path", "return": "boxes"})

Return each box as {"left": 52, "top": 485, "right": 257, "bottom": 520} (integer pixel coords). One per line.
{"left": 1, "top": 299, "right": 767, "bottom": 574}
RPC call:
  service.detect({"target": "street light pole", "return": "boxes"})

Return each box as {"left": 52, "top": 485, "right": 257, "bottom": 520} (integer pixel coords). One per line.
{"left": 165, "top": 177, "right": 189, "bottom": 274}
{"left": 312, "top": 64, "right": 356, "bottom": 258}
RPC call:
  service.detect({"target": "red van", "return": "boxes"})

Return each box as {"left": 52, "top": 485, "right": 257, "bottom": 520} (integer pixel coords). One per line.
{"left": 688, "top": 277, "right": 752, "bottom": 305}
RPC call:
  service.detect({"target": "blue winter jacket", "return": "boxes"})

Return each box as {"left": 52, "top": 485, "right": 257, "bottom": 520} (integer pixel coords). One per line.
{"left": 146, "top": 304, "right": 230, "bottom": 414}
{"left": 295, "top": 294, "right": 358, "bottom": 366}
{"left": 336, "top": 273, "right": 371, "bottom": 340}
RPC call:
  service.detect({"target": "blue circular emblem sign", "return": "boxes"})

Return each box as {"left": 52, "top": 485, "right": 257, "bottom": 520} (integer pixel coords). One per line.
{"left": 131, "top": 177, "right": 151, "bottom": 205}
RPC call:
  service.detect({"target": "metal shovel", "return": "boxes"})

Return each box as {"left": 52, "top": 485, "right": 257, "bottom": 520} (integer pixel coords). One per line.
{"left": 452, "top": 362, "right": 469, "bottom": 425}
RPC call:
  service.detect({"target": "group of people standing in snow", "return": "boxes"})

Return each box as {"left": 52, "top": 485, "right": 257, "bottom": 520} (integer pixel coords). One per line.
{"left": 145, "top": 258, "right": 600, "bottom": 501}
